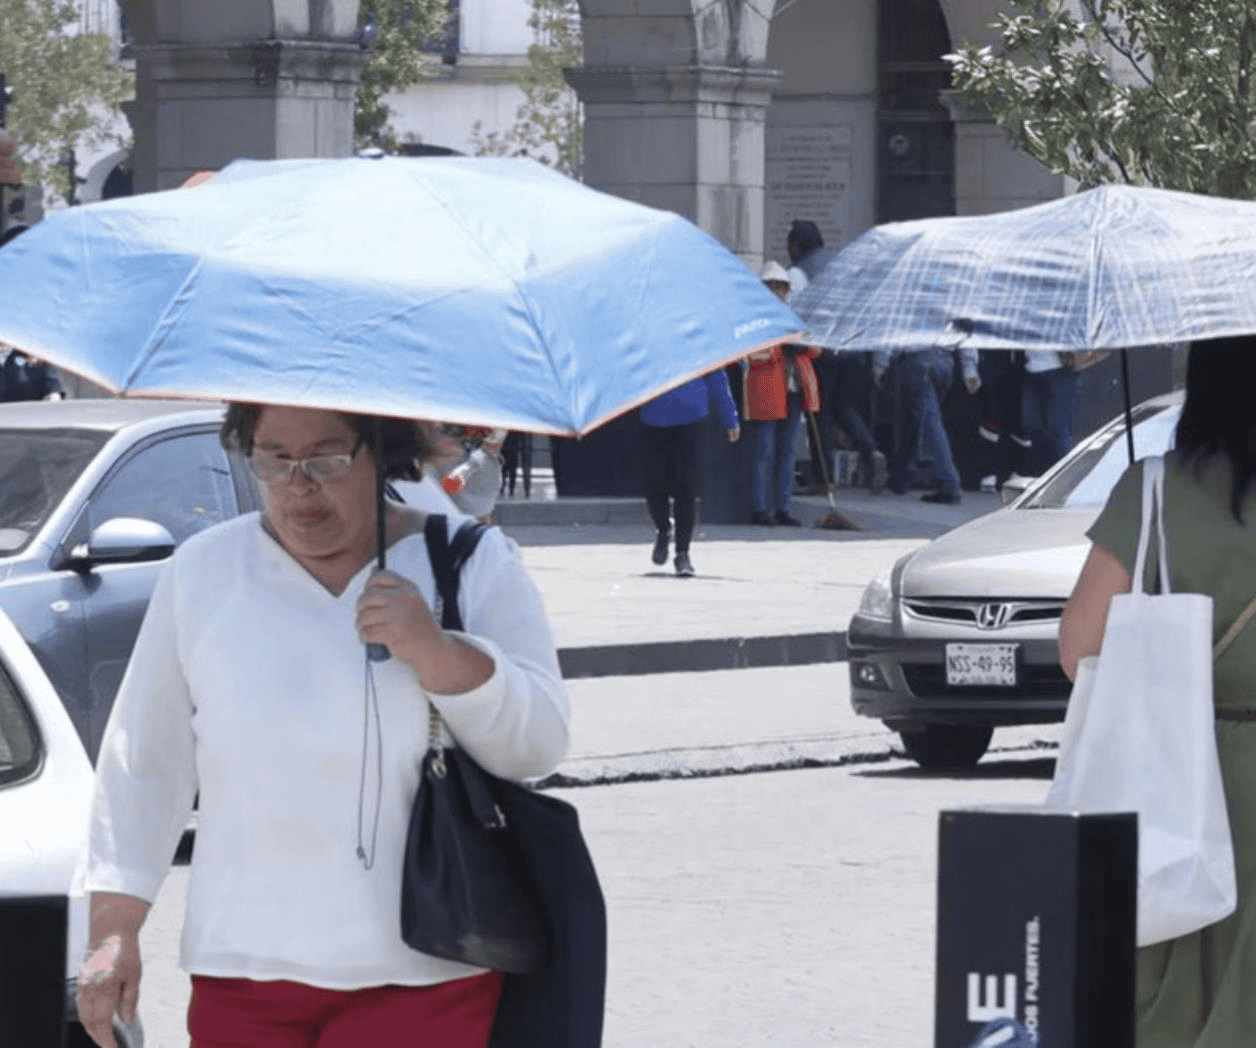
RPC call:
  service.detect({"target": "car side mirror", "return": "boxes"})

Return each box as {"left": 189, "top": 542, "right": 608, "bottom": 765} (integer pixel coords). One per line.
{"left": 68, "top": 517, "right": 176, "bottom": 569}
{"left": 999, "top": 475, "right": 1036, "bottom": 506}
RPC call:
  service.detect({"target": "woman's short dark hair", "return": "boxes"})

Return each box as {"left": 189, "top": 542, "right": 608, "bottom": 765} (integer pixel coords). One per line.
{"left": 220, "top": 403, "right": 431, "bottom": 483}
{"left": 1175, "top": 335, "right": 1256, "bottom": 523}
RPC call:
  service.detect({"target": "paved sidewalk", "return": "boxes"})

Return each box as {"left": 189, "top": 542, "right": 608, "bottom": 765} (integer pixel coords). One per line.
{"left": 487, "top": 488, "right": 1064, "bottom": 782}
{"left": 502, "top": 489, "right": 1003, "bottom": 657}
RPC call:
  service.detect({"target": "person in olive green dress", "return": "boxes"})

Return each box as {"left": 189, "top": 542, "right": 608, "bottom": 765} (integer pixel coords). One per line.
{"left": 1060, "top": 336, "right": 1256, "bottom": 1048}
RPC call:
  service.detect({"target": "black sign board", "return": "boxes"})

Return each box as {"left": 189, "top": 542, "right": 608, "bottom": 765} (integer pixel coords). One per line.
{"left": 0, "top": 894, "right": 67, "bottom": 1048}
{"left": 935, "top": 806, "right": 1136, "bottom": 1048}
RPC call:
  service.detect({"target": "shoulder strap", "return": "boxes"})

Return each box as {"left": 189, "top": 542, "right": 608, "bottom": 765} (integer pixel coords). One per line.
{"left": 1215, "top": 595, "right": 1256, "bottom": 662}
{"left": 423, "top": 514, "right": 489, "bottom": 632}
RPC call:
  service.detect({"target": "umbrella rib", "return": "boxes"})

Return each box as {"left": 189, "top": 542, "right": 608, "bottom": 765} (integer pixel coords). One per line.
{"left": 120, "top": 255, "right": 212, "bottom": 392}
{"left": 1086, "top": 188, "right": 1106, "bottom": 347}
{"left": 414, "top": 185, "right": 575, "bottom": 421}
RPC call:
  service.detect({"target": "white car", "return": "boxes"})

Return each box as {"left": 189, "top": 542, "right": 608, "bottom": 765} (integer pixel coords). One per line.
{"left": 0, "top": 606, "right": 141, "bottom": 1047}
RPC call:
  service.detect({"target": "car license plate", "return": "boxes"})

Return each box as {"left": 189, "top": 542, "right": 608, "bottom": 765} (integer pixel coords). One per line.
{"left": 945, "top": 643, "right": 1018, "bottom": 687}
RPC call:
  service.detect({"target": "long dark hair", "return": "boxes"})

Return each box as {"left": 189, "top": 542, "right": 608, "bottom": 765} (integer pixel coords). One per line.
{"left": 1175, "top": 335, "right": 1256, "bottom": 523}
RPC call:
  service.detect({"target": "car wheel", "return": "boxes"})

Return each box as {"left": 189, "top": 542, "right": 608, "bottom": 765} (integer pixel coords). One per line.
{"left": 898, "top": 725, "right": 993, "bottom": 770}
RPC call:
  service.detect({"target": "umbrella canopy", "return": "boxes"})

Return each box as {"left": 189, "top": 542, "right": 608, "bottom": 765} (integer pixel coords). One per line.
{"left": 0, "top": 156, "right": 800, "bottom": 435}
{"left": 790, "top": 184, "right": 1256, "bottom": 353}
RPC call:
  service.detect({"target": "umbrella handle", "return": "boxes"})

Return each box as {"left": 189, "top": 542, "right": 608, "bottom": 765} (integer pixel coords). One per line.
{"left": 368, "top": 417, "right": 392, "bottom": 663}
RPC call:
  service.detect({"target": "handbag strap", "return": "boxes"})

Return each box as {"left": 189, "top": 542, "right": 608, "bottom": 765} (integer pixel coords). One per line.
{"left": 424, "top": 513, "right": 489, "bottom": 632}
{"left": 423, "top": 514, "right": 490, "bottom": 746}
{"left": 1132, "top": 456, "right": 1171, "bottom": 595}
{"left": 1215, "top": 594, "right": 1256, "bottom": 662}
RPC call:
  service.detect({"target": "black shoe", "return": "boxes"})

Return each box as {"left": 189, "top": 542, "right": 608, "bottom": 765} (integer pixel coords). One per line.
{"left": 774, "top": 511, "right": 802, "bottom": 527}
{"left": 921, "top": 489, "right": 962, "bottom": 505}
{"left": 651, "top": 530, "right": 670, "bottom": 566}
{"left": 750, "top": 511, "right": 776, "bottom": 526}
{"left": 674, "top": 551, "right": 695, "bottom": 577}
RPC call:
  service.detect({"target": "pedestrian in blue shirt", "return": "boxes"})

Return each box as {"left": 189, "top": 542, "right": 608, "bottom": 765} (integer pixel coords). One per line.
{"left": 639, "top": 372, "right": 740, "bottom": 576}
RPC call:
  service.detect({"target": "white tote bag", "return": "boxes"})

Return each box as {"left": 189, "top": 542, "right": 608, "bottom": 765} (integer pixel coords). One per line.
{"left": 1046, "top": 456, "right": 1237, "bottom": 947}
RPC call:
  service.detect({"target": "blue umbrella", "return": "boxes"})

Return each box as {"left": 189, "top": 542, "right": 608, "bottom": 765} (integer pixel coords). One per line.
{"left": 789, "top": 183, "right": 1256, "bottom": 352}
{"left": 0, "top": 155, "right": 800, "bottom": 435}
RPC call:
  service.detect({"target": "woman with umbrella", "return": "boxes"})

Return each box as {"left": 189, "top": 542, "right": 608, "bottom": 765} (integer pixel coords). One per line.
{"left": 76, "top": 403, "right": 570, "bottom": 1047}
{"left": 1060, "top": 337, "right": 1256, "bottom": 1047}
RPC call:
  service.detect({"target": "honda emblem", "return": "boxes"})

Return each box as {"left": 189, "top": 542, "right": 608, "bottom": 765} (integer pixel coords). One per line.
{"left": 975, "top": 603, "right": 1012, "bottom": 630}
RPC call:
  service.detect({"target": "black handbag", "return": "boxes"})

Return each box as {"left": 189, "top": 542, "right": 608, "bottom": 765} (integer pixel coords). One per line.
{"left": 400, "top": 700, "right": 550, "bottom": 973}
{"left": 403, "top": 516, "right": 607, "bottom": 1047}
{"left": 400, "top": 518, "right": 548, "bottom": 974}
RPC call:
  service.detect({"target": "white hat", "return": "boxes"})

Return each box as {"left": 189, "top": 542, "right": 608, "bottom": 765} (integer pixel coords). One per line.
{"left": 760, "top": 260, "right": 792, "bottom": 286}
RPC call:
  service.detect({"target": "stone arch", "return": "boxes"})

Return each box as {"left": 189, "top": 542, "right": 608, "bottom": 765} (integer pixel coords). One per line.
{"left": 80, "top": 148, "right": 133, "bottom": 203}
{"left": 933, "top": 0, "right": 1065, "bottom": 213}
{"left": 935, "top": 0, "right": 1003, "bottom": 49}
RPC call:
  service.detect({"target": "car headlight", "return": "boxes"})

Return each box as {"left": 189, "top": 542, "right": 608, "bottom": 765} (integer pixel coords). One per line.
{"left": 857, "top": 567, "right": 895, "bottom": 621}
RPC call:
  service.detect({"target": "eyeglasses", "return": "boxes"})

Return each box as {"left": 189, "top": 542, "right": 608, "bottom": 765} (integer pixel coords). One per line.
{"left": 248, "top": 436, "right": 365, "bottom": 487}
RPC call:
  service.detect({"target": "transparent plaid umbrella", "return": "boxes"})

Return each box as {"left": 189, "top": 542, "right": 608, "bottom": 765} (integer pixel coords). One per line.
{"left": 788, "top": 183, "right": 1256, "bottom": 461}
{"left": 789, "top": 183, "right": 1256, "bottom": 353}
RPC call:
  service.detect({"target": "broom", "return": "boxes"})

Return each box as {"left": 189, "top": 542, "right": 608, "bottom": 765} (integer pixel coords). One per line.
{"left": 805, "top": 410, "right": 861, "bottom": 531}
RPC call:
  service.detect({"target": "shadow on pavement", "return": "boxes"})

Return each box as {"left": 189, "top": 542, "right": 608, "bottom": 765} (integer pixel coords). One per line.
{"left": 855, "top": 755, "right": 1057, "bottom": 782}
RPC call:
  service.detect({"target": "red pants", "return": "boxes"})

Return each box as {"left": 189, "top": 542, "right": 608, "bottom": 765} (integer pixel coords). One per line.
{"left": 187, "top": 970, "right": 502, "bottom": 1048}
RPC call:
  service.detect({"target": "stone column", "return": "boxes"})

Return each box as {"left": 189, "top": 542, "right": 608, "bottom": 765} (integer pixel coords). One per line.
{"left": 124, "top": 1, "right": 366, "bottom": 192}
{"left": 566, "top": 64, "right": 782, "bottom": 268}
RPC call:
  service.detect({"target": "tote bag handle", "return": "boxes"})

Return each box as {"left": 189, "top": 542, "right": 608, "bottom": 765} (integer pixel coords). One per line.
{"left": 1131, "top": 456, "right": 1170, "bottom": 596}
{"left": 1131, "top": 456, "right": 1256, "bottom": 662}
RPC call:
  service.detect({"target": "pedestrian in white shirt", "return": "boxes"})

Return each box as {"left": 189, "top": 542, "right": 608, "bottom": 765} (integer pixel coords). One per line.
{"left": 1021, "top": 350, "right": 1083, "bottom": 474}
{"left": 75, "top": 404, "right": 570, "bottom": 1048}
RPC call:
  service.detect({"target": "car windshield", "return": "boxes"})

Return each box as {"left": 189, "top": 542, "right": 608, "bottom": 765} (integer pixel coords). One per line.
{"left": 0, "top": 662, "right": 40, "bottom": 788}
{"left": 1018, "top": 401, "right": 1181, "bottom": 510}
{"left": 0, "top": 429, "right": 109, "bottom": 555}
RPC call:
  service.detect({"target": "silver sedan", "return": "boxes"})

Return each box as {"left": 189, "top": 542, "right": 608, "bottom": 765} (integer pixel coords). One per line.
{"left": 847, "top": 391, "right": 1182, "bottom": 768}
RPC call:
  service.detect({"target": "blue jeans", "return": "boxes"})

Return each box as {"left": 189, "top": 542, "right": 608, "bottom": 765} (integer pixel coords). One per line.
{"left": 749, "top": 392, "right": 804, "bottom": 514}
{"left": 891, "top": 350, "right": 961, "bottom": 495}
{"left": 1021, "top": 367, "right": 1081, "bottom": 475}
{"left": 832, "top": 353, "right": 876, "bottom": 456}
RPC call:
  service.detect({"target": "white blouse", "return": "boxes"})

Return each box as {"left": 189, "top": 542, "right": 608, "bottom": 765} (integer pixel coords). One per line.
{"left": 82, "top": 512, "right": 570, "bottom": 989}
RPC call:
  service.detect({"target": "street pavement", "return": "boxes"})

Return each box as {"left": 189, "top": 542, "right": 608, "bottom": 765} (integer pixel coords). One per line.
{"left": 499, "top": 485, "right": 1062, "bottom": 784}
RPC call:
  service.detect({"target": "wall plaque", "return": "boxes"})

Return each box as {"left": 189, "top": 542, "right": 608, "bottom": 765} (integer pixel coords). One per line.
{"left": 765, "top": 124, "right": 853, "bottom": 265}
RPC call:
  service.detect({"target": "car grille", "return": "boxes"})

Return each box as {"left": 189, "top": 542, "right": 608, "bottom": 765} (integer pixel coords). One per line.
{"left": 902, "top": 598, "right": 1066, "bottom": 628}
{"left": 902, "top": 663, "right": 1072, "bottom": 698}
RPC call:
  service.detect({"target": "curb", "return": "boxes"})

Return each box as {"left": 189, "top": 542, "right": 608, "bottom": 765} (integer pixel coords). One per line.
{"left": 536, "top": 735, "right": 1061, "bottom": 789}
{"left": 557, "top": 630, "right": 847, "bottom": 678}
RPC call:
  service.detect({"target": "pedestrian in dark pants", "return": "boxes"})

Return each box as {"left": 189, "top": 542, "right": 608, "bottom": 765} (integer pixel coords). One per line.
{"left": 831, "top": 352, "right": 886, "bottom": 491}
{"left": 974, "top": 350, "right": 1029, "bottom": 490}
{"left": 874, "top": 348, "right": 980, "bottom": 504}
{"left": 639, "top": 372, "right": 740, "bottom": 576}
{"left": 1021, "top": 351, "right": 1083, "bottom": 475}
{"left": 785, "top": 221, "right": 886, "bottom": 491}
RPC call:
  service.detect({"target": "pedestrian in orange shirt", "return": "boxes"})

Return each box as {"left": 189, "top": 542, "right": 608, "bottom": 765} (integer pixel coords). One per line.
{"left": 743, "top": 262, "right": 820, "bottom": 526}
